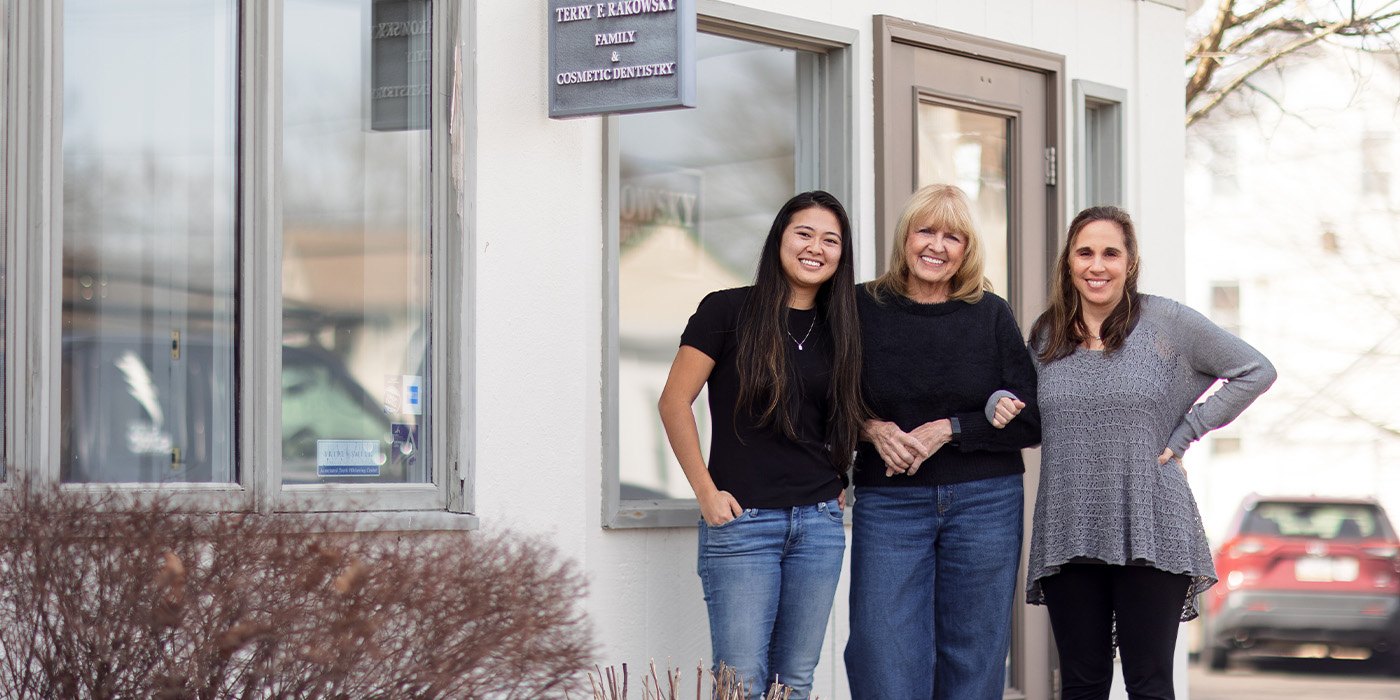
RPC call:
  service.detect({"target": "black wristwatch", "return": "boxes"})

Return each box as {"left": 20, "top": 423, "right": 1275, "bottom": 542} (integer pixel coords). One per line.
{"left": 948, "top": 416, "right": 961, "bottom": 443}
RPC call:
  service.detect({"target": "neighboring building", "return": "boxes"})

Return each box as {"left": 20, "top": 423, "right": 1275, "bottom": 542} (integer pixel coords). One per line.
{"left": 1183, "top": 46, "right": 1400, "bottom": 544}
{"left": 1, "top": 1, "right": 1189, "bottom": 698}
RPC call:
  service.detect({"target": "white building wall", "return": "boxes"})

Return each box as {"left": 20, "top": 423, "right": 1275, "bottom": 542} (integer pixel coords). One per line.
{"left": 1184, "top": 48, "right": 1400, "bottom": 540}
{"left": 470, "top": 1, "right": 1186, "bottom": 697}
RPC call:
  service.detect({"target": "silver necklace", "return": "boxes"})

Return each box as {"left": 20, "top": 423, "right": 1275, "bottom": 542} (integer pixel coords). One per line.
{"left": 786, "top": 316, "right": 817, "bottom": 351}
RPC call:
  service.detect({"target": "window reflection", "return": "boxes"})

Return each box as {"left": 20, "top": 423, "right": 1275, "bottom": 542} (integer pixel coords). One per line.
{"left": 617, "top": 34, "right": 800, "bottom": 499}
{"left": 281, "top": 0, "right": 431, "bottom": 484}
{"left": 917, "top": 103, "right": 1010, "bottom": 296}
{"left": 60, "top": 0, "right": 237, "bottom": 483}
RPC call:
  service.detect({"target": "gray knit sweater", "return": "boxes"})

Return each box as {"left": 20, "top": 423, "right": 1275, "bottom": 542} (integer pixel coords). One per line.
{"left": 1025, "top": 295, "right": 1277, "bottom": 620}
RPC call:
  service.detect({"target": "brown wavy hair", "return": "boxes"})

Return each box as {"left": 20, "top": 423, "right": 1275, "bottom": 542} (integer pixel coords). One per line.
{"left": 869, "top": 184, "right": 990, "bottom": 303}
{"left": 735, "top": 191, "right": 865, "bottom": 471}
{"left": 1030, "top": 206, "right": 1142, "bottom": 363}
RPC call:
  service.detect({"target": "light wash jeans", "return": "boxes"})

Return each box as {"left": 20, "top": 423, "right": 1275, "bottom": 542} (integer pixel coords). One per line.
{"left": 697, "top": 498, "right": 846, "bottom": 700}
{"left": 844, "top": 475, "right": 1024, "bottom": 700}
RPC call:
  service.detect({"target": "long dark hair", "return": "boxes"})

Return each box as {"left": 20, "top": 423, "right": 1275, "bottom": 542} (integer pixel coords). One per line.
{"left": 1031, "top": 205, "right": 1142, "bottom": 363}
{"left": 735, "top": 191, "right": 864, "bottom": 471}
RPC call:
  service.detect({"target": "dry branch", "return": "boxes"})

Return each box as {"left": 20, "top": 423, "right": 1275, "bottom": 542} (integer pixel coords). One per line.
{"left": 1186, "top": 0, "right": 1400, "bottom": 126}
{"left": 0, "top": 483, "right": 594, "bottom": 699}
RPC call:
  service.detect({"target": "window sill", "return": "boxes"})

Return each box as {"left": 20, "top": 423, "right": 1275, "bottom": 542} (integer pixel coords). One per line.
{"left": 290, "top": 510, "right": 480, "bottom": 534}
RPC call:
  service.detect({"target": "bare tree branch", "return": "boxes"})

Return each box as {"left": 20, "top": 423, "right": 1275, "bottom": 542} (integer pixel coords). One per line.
{"left": 1189, "top": 17, "right": 1351, "bottom": 126}
{"left": 1186, "top": 0, "right": 1400, "bottom": 127}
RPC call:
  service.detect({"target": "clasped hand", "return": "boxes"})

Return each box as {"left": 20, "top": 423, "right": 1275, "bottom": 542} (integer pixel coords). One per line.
{"left": 866, "top": 419, "right": 952, "bottom": 477}
{"left": 989, "top": 395, "right": 1026, "bottom": 428}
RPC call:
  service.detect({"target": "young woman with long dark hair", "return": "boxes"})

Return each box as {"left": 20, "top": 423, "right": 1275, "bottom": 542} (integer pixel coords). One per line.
{"left": 657, "top": 191, "right": 863, "bottom": 699}
{"left": 1017, "top": 206, "right": 1276, "bottom": 699}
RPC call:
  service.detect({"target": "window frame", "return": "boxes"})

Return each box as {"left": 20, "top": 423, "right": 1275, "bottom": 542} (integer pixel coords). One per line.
{"left": 1073, "top": 79, "right": 1125, "bottom": 210}
{"left": 601, "top": 2, "right": 857, "bottom": 529}
{"left": 4, "top": 0, "right": 474, "bottom": 517}
{"left": 0, "top": 0, "right": 10, "bottom": 478}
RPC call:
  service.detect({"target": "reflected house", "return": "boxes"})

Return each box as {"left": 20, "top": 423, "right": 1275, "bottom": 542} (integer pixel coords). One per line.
{"left": 617, "top": 169, "right": 746, "bottom": 499}
{"left": 281, "top": 226, "right": 428, "bottom": 484}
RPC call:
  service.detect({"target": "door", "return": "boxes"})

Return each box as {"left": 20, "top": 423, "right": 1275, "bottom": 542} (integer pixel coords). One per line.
{"left": 875, "top": 16, "right": 1063, "bottom": 700}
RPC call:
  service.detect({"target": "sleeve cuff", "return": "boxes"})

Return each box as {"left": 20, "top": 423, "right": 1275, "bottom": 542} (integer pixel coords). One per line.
{"left": 984, "top": 390, "right": 1019, "bottom": 423}
{"left": 1167, "top": 426, "right": 1194, "bottom": 457}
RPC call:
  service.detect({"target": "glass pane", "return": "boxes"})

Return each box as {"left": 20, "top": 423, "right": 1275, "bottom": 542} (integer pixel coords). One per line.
{"left": 1, "top": 0, "right": 8, "bottom": 479}
{"left": 1247, "top": 502, "right": 1394, "bottom": 540}
{"left": 282, "top": 0, "right": 431, "bottom": 484}
{"left": 60, "top": 0, "right": 237, "bottom": 483}
{"left": 617, "top": 34, "right": 801, "bottom": 500}
{"left": 916, "top": 103, "right": 1010, "bottom": 296}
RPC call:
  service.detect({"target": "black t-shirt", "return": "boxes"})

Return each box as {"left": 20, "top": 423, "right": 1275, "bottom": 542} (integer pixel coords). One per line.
{"left": 855, "top": 284, "right": 1042, "bottom": 487}
{"left": 680, "top": 287, "right": 844, "bottom": 508}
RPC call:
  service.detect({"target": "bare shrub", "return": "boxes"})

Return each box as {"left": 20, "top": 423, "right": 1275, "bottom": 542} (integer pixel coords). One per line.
{"left": 0, "top": 483, "right": 593, "bottom": 698}
{"left": 585, "top": 662, "right": 806, "bottom": 700}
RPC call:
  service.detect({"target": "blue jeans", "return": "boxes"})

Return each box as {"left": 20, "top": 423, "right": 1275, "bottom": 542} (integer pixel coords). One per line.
{"left": 698, "top": 498, "right": 846, "bottom": 700}
{"left": 845, "top": 475, "right": 1023, "bottom": 700}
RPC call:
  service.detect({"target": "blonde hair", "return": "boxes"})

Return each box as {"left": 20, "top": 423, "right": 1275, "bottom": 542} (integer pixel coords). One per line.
{"left": 870, "top": 184, "right": 989, "bottom": 303}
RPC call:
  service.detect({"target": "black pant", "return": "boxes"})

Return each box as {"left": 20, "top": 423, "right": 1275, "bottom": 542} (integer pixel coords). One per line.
{"left": 1041, "top": 563, "right": 1191, "bottom": 700}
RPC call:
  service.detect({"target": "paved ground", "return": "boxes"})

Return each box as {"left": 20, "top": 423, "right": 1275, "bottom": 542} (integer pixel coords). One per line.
{"left": 1188, "top": 658, "right": 1400, "bottom": 699}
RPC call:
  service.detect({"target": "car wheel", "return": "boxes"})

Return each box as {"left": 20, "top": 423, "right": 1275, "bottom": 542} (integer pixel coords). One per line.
{"left": 1207, "top": 644, "right": 1229, "bottom": 671}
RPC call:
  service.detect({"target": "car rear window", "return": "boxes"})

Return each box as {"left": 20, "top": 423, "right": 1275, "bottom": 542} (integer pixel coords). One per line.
{"left": 1243, "top": 502, "right": 1396, "bottom": 541}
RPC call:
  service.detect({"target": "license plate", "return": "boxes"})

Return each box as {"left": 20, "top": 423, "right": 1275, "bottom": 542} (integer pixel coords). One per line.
{"left": 1295, "top": 556, "right": 1359, "bottom": 582}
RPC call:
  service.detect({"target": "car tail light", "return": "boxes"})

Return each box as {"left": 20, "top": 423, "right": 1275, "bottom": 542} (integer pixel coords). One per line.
{"left": 1225, "top": 569, "right": 1260, "bottom": 589}
{"left": 1362, "top": 545, "right": 1398, "bottom": 558}
{"left": 1376, "top": 572, "right": 1394, "bottom": 589}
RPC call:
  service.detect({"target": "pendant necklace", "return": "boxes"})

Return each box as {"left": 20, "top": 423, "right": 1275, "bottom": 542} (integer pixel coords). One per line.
{"left": 786, "top": 316, "right": 817, "bottom": 351}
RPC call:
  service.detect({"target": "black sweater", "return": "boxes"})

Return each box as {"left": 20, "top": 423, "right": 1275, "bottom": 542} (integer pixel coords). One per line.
{"left": 855, "top": 284, "right": 1041, "bottom": 487}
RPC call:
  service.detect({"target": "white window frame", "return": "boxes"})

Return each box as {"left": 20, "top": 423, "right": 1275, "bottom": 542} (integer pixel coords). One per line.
{"left": 1073, "top": 79, "right": 1126, "bottom": 210}
{"left": 0, "top": 0, "right": 9, "bottom": 479}
{"left": 601, "top": 3, "right": 857, "bottom": 529}
{"left": 3, "top": 0, "right": 475, "bottom": 520}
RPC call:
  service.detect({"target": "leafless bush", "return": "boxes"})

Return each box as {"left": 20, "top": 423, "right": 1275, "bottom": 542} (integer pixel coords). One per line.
{"left": 0, "top": 483, "right": 592, "bottom": 699}
{"left": 584, "top": 662, "right": 806, "bottom": 700}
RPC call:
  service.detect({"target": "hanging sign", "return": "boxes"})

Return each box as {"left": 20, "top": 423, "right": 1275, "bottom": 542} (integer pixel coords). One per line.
{"left": 370, "top": 0, "right": 432, "bottom": 131}
{"left": 548, "top": 0, "right": 696, "bottom": 119}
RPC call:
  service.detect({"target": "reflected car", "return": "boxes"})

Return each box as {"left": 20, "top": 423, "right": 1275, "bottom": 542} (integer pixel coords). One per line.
{"left": 1202, "top": 495, "right": 1400, "bottom": 672}
{"left": 61, "top": 335, "right": 417, "bottom": 485}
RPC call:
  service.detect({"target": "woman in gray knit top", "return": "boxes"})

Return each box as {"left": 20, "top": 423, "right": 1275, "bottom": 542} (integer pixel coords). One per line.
{"left": 1015, "top": 206, "right": 1275, "bottom": 700}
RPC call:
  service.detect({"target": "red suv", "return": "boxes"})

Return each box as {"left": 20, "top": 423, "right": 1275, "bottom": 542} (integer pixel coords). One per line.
{"left": 1203, "top": 495, "right": 1400, "bottom": 671}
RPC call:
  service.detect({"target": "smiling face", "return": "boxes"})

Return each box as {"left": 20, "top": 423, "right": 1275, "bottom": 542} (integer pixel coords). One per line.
{"left": 902, "top": 219, "right": 966, "bottom": 302}
{"left": 1069, "top": 219, "right": 1130, "bottom": 314}
{"left": 778, "top": 206, "right": 843, "bottom": 298}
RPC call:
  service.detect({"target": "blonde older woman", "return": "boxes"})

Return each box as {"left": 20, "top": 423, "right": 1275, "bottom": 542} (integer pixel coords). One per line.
{"left": 844, "top": 184, "right": 1040, "bottom": 699}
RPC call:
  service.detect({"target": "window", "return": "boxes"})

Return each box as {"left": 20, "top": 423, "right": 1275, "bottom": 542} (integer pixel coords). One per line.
{"left": 1210, "top": 281, "right": 1241, "bottom": 336}
{"left": 1073, "top": 80, "right": 1124, "bottom": 209}
{"left": 0, "top": 0, "right": 9, "bottom": 477}
{"left": 1205, "top": 130, "right": 1239, "bottom": 197}
{"left": 603, "top": 6, "right": 855, "bottom": 527}
{"left": 281, "top": 0, "right": 432, "bottom": 487}
{"left": 61, "top": 0, "right": 238, "bottom": 485}
{"left": 7, "top": 1, "right": 466, "bottom": 513}
{"left": 1361, "top": 131, "right": 1391, "bottom": 199}
{"left": 1210, "top": 434, "right": 1242, "bottom": 456}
